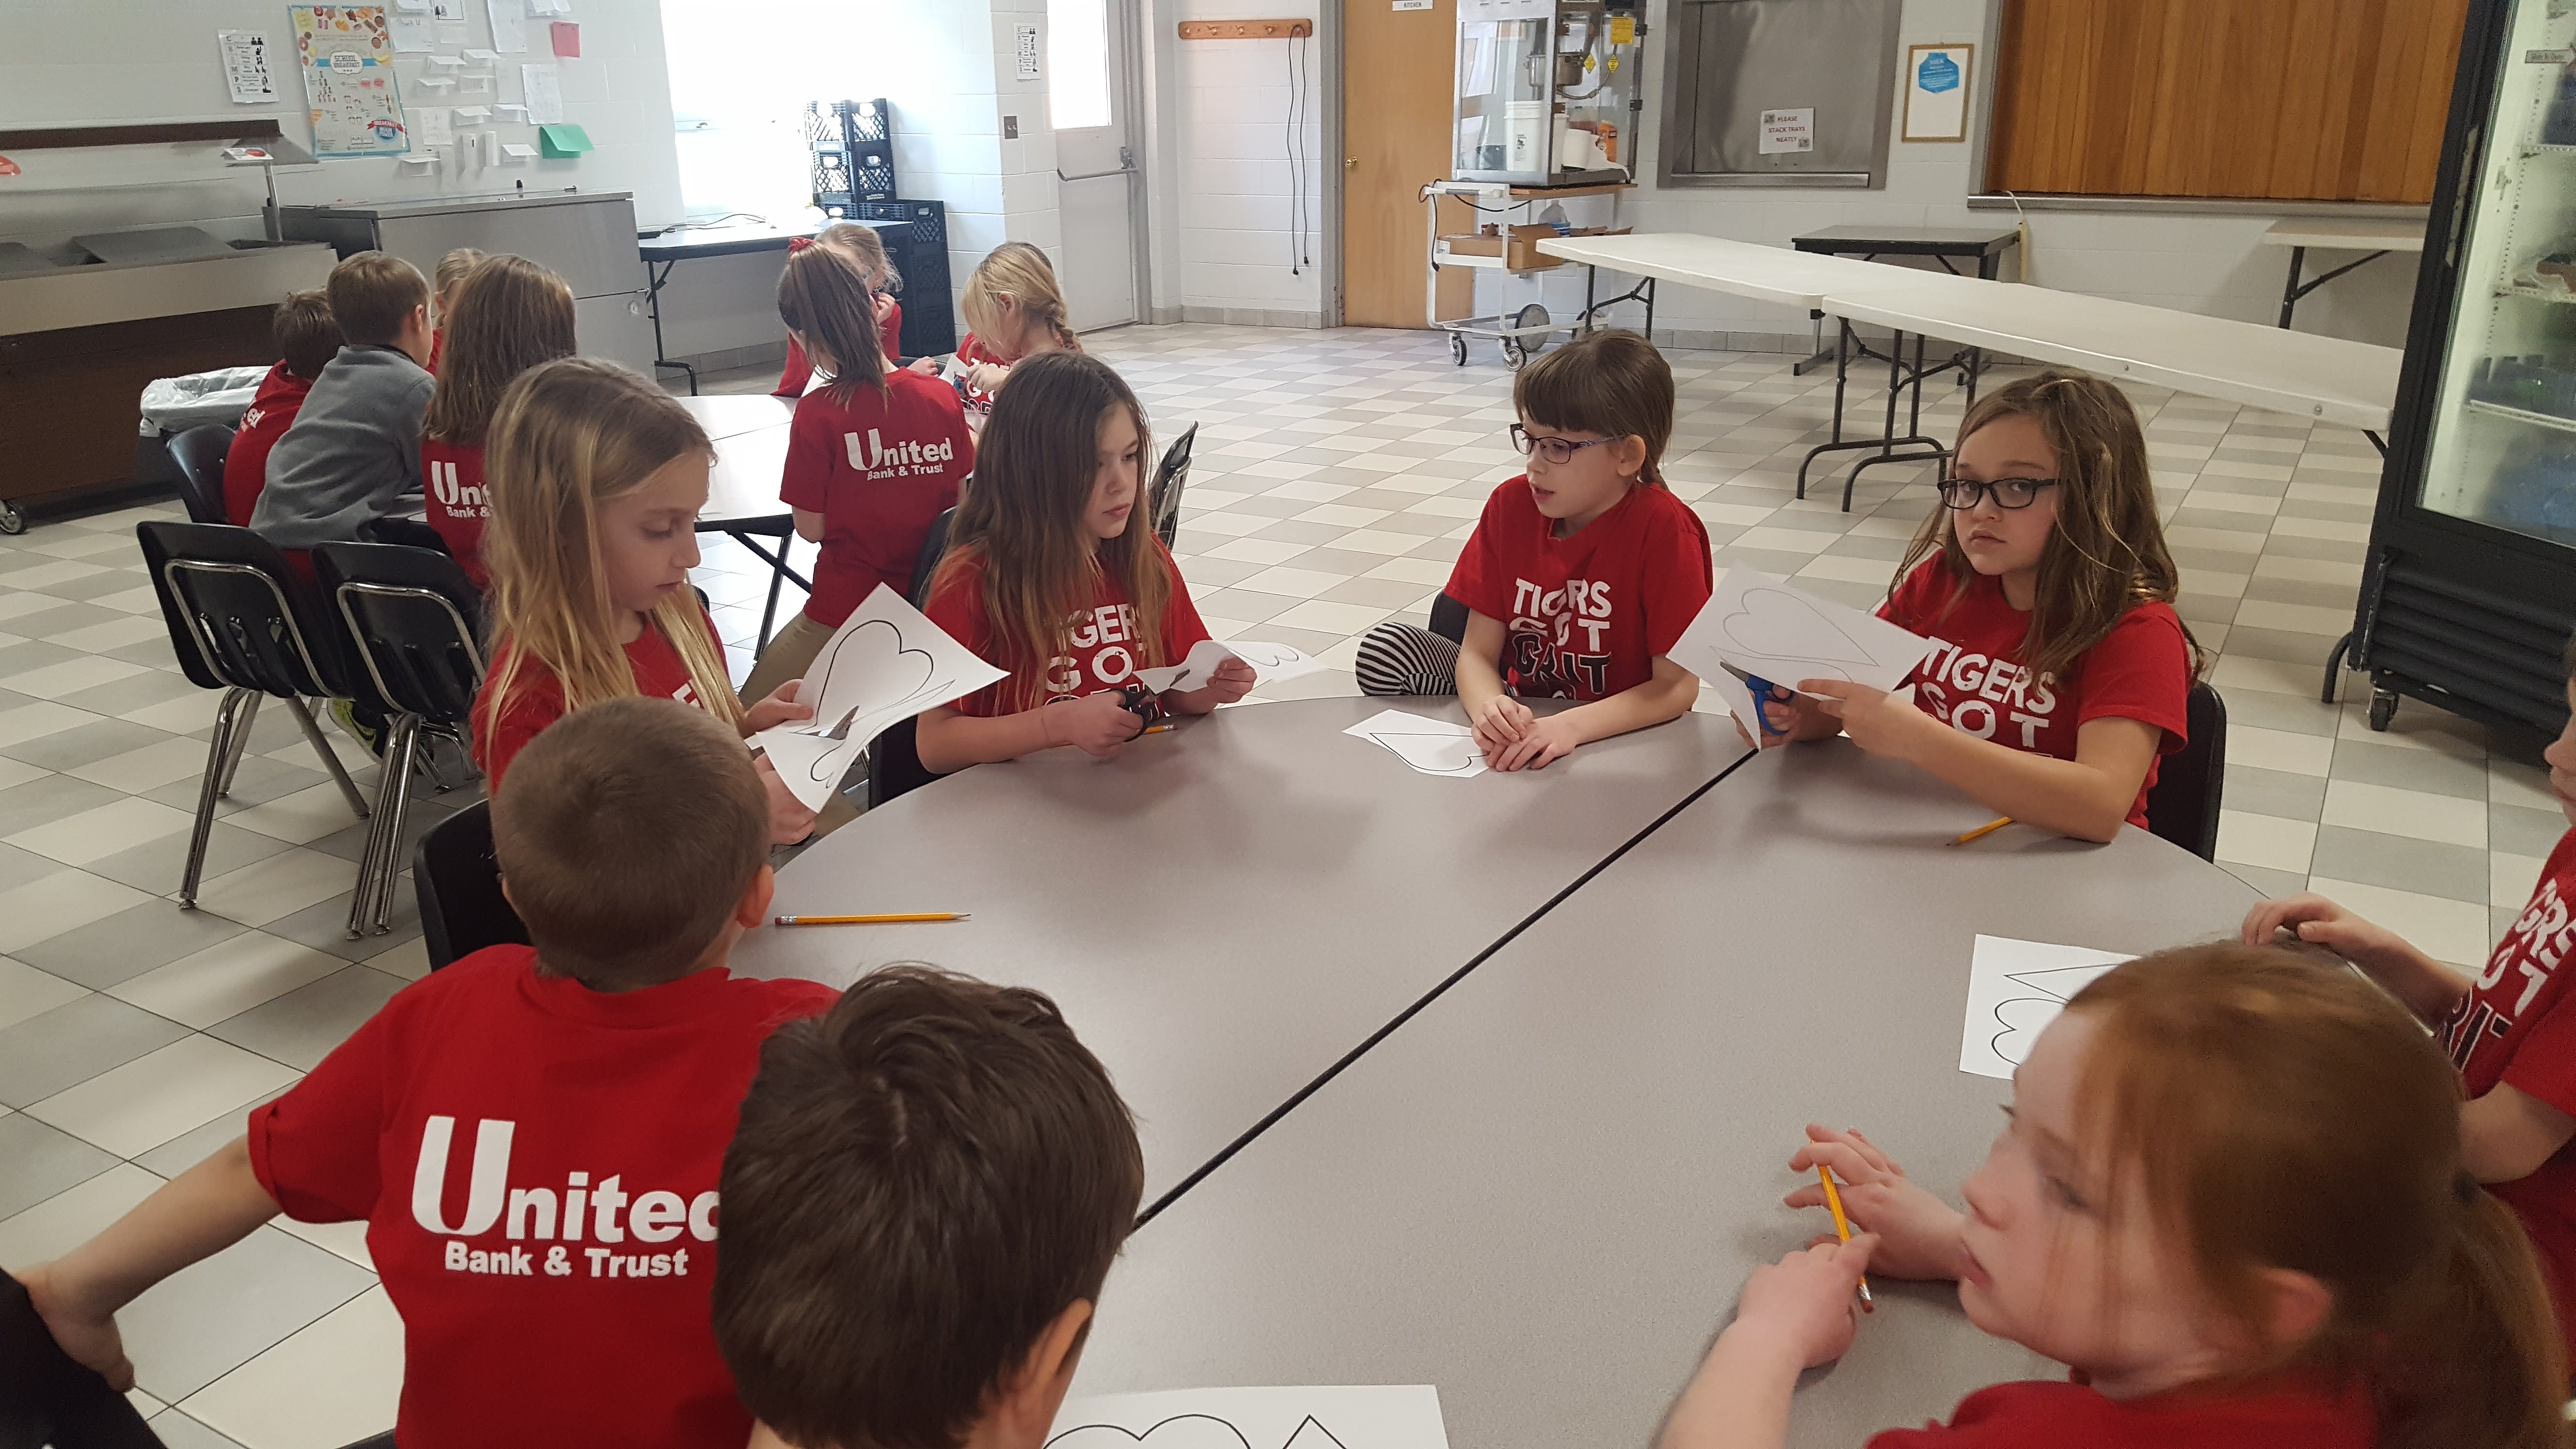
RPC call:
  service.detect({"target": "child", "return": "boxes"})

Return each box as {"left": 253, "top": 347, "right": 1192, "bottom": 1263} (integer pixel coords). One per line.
{"left": 472, "top": 356, "right": 817, "bottom": 844}
{"left": 740, "top": 242, "right": 971, "bottom": 706}
{"left": 935, "top": 241, "right": 1079, "bottom": 429}
{"left": 1660, "top": 944, "right": 2569, "bottom": 1449}
{"left": 427, "top": 245, "right": 484, "bottom": 373}
{"left": 916, "top": 352, "right": 1252, "bottom": 773}
{"left": 713, "top": 965, "right": 1143, "bottom": 1449}
{"left": 222, "top": 289, "right": 341, "bottom": 528}
{"left": 17, "top": 698, "right": 842, "bottom": 1449}
{"left": 2243, "top": 637, "right": 2576, "bottom": 1358}
{"left": 421, "top": 253, "right": 579, "bottom": 587}
{"left": 1353, "top": 329, "right": 1712, "bottom": 772}
{"left": 1752, "top": 371, "right": 2198, "bottom": 843}
{"left": 772, "top": 223, "right": 906, "bottom": 398}
{"left": 248, "top": 251, "right": 436, "bottom": 549}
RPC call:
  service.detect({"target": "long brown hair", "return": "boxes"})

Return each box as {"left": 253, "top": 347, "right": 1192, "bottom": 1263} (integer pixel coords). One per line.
{"left": 928, "top": 352, "right": 1172, "bottom": 709}
{"left": 477, "top": 358, "right": 740, "bottom": 746}
{"left": 960, "top": 242, "right": 1079, "bottom": 356}
{"left": 1895, "top": 371, "right": 2206, "bottom": 683}
{"left": 777, "top": 242, "right": 885, "bottom": 401}
{"left": 814, "top": 220, "right": 898, "bottom": 292}
{"left": 423, "top": 255, "right": 577, "bottom": 446}
{"left": 2069, "top": 945, "right": 2569, "bottom": 1449}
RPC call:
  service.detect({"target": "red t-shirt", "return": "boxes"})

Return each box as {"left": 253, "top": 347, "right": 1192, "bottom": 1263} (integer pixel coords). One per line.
{"left": 923, "top": 543, "right": 1211, "bottom": 716}
{"left": 245, "top": 945, "right": 836, "bottom": 1449}
{"left": 1879, "top": 560, "right": 2190, "bottom": 830}
{"left": 1866, "top": 1377, "right": 2373, "bottom": 1448}
{"left": 471, "top": 609, "right": 727, "bottom": 786}
{"left": 421, "top": 438, "right": 491, "bottom": 589}
{"left": 2444, "top": 823, "right": 2576, "bottom": 1352}
{"left": 1444, "top": 477, "right": 1713, "bottom": 702}
{"left": 779, "top": 370, "right": 971, "bottom": 626}
{"left": 426, "top": 329, "right": 443, "bottom": 374}
{"left": 223, "top": 363, "right": 314, "bottom": 529}
{"left": 773, "top": 303, "right": 906, "bottom": 398}
{"left": 951, "top": 333, "right": 1005, "bottom": 417}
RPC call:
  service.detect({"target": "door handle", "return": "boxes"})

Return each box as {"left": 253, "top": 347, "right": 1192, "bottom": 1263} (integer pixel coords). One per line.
{"left": 1059, "top": 145, "right": 1137, "bottom": 184}
{"left": 1345, "top": 157, "right": 1357, "bottom": 169}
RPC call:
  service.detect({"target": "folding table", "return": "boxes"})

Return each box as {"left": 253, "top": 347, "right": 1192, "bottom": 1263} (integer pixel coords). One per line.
{"left": 2259, "top": 216, "right": 2427, "bottom": 330}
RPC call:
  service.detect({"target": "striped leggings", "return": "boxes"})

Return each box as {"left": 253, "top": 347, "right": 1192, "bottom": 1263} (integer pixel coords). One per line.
{"left": 1355, "top": 621, "right": 1462, "bottom": 697}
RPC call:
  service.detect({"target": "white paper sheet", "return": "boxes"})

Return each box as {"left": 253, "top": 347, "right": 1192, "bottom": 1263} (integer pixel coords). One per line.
{"left": 1131, "top": 639, "right": 1328, "bottom": 694}
{"left": 413, "top": 106, "right": 453, "bottom": 146}
{"left": 1049, "top": 1386, "right": 1449, "bottom": 1449}
{"left": 388, "top": 15, "right": 434, "bottom": 49}
{"left": 500, "top": 141, "right": 537, "bottom": 161}
{"left": 520, "top": 62, "right": 563, "bottom": 122}
{"left": 487, "top": 0, "right": 526, "bottom": 51}
{"left": 219, "top": 31, "right": 278, "bottom": 103}
{"left": 747, "top": 584, "right": 1008, "bottom": 810}
{"left": 393, "top": 0, "right": 430, "bottom": 10}
{"left": 1668, "top": 570, "right": 1932, "bottom": 708}
{"left": 1959, "top": 935, "right": 2133, "bottom": 1080}
{"left": 1343, "top": 708, "right": 1486, "bottom": 778}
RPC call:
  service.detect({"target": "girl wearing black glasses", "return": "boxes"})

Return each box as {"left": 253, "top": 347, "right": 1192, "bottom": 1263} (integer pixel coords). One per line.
{"left": 1750, "top": 371, "right": 2204, "bottom": 842}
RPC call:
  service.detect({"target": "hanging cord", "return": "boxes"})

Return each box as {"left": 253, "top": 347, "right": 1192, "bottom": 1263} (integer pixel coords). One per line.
{"left": 1285, "top": 30, "right": 1311, "bottom": 274}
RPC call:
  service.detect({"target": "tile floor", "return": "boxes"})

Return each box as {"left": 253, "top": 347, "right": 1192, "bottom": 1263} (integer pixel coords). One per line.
{"left": 0, "top": 322, "right": 2554, "bottom": 1445}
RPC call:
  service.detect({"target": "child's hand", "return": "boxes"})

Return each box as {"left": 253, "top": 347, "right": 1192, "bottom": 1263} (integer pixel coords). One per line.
{"left": 1784, "top": 1125, "right": 1966, "bottom": 1281}
{"left": 909, "top": 356, "right": 940, "bottom": 374}
{"left": 2241, "top": 893, "right": 2410, "bottom": 966}
{"left": 752, "top": 756, "right": 818, "bottom": 845}
{"left": 1799, "top": 679, "right": 1933, "bottom": 759}
{"left": 872, "top": 291, "right": 898, "bottom": 326}
{"left": 966, "top": 361, "right": 1012, "bottom": 395}
{"left": 742, "top": 680, "right": 815, "bottom": 735}
{"left": 17, "top": 1261, "right": 134, "bottom": 1392}
{"left": 1470, "top": 695, "right": 1536, "bottom": 757}
{"left": 1490, "top": 710, "right": 1584, "bottom": 772}
{"left": 1728, "top": 681, "right": 1811, "bottom": 751}
{"left": 1198, "top": 657, "right": 1257, "bottom": 707}
{"left": 1048, "top": 692, "right": 1144, "bottom": 757}
{"left": 1732, "top": 1236, "right": 1877, "bottom": 1370}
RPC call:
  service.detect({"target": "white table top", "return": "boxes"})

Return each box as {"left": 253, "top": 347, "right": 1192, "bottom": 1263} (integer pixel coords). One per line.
{"left": 677, "top": 394, "right": 794, "bottom": 527}
{"left": 2259, "top": 217, "right": 2429, "bottom": 252}
{"left": 1537, "top": 232, "right": 1980, "bottom": 310}
{"left": 727, "top": 696, "right": 1751, "bottom": 1203}
{"left": 1823, "top": 277, "right": 2402, "bottom": 430}
{"left": 1077, "top": 741, "right": 2261, "bottom": 1449}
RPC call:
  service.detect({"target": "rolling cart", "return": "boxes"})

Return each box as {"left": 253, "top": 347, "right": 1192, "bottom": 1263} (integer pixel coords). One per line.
{"left": 1423, "top": 179, "right": 1639, "bottom": 369}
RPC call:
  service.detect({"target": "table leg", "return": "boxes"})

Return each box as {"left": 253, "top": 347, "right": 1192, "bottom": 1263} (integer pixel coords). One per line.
{"left": 1792, "top": 308, "right": 1835, "bottom": 376}
{"left": 1797, "top": 319, "right": 1855, "bottom": 500}
{"left": 2278, "top": 246, "right": 2306, "bottom": 330}
{"left": 757, "top": 538, "right": 788, "bottom": 650}
{"left": 646, "top": 258, "right": 699, "bottom": 396}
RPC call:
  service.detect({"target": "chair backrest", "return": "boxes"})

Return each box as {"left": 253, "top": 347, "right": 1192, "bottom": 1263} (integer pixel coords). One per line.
{"left": 0, "top": 1269, "right": 164, "bottom": 1449}
{"left": 312, "top": 543, "right": 486, "bottom": 725}
{"left": 166, "top": 424, "right": 236, "bottom": 527}
{"left": 867, "top": 713, "right": 944, "bottom": 809}
{"left": 135, "top": 521, "right": 350, "bottom": 700}
{"left": 908, "top": 506, "right": 957, "bottom": 609}
{"left": 1151, "top": 421, "right": 1198, "bottom": 550}
{"left": 412, "top": 801, "right": 531, "bottom": 970}
{"left": 361, "top": 515, "right": 456, "bottom": 555}
{"left": 1427, "top": 592, "right": 1470, "bottom": 645}
{"left": 2145, "top": 680, "right": 2227, "bottom": 861}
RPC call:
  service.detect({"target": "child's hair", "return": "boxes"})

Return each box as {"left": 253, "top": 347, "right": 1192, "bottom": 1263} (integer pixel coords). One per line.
{"left": 928, "top": 352, "right": 1174, "bottom": 709}
{"left": 959, "top": 241, "right": 1079, "bottom": 355}
{"left": 1896, "top": 370, "right": 2206, "bottom": 684}
{"left": 423, "top": 255, "right": 578, "bottom": 447}
{"left": 434, "top": 246, "right": 485, "bottom": 308}
{"left": 712, "top": 964, "right": 1144, "bottom": 1449}
{"left": 777, "top": 243, "right": 885, "bottom": 398}
{"left": 2068, "top": 944, "right": 2568, "bottom": 1449}
{"left": 478, "top": 357, "right": 741, "bottom": 741}
{"left": 272, "top": 290, "right": 342, "bottom": 381}
{"left": 816, "top": 219, "right": 900, "bottom": 293}
{"left": 324, "top": 251, "right": 429, "bottom": 348}
{"left": 1513, "top": 328, "right": 1673, "bottom": 486}
{"left": 491, "top": 696, "right": 767, "bottom": 990}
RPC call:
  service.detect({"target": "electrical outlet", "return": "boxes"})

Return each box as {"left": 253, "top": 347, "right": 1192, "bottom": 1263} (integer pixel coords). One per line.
{"left": 1176, "top": 18, "right": 1314, "bottom": 40}
{"left": 1003, "top": 115, "right": 1018, "bottom": 140}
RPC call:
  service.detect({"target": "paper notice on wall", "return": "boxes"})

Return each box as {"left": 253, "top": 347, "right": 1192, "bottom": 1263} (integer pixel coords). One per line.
{"left": 520, "top": 62, "right": 563, "bottom": 122}
{"left": 389, "top": 14, "right": 433, "bottom": 49}
{"left": 290, "top": 7, "right": 413, "bottom": 158}
{"left": 414, "top": 105, "right": 453, "bottom": 146}
{"left": 549, "top": 20, "right": 579, "bottom": 55}
{"left": 1758, "top": 107, "right": 1815, "bottom": 155}
{"left": 1015, "top": 23, "right": 1041, "bottom": 78}
{"left": 220, "top": 32, "right": 279, "bottom": 103}
{"left": 486, "top": 0, "right": 525, "bottom": 51}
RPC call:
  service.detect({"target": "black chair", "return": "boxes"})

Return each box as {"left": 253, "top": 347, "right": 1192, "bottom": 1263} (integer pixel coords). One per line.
{"left": 137, "top": 522, "right": 373, "bottom": 909}
{"left": 2145, "top": 681, "right": 2227, "bottom": 862}
{"left": 413, "top": 801, "right": 528, "bottom": 969}
{"left": 1427, "top": 592, "right": 1469, "bottom": 645}
{"left": 313, "top": 543, "right": 488, "bottom": 937}
{"left": 908, "top": 506, "right": 956, "bottom": 609}
{"left": 361, "top": 515, "right": 455, "bottom": 555}
{"left": 0, "top": 1270, "right": 161, "bottom": 1449}
{"left": 1150, "top": 421, "right": 1198, "bottom": 550}
{"left": 165, "top": 425, "right": 235, "bottom": 527}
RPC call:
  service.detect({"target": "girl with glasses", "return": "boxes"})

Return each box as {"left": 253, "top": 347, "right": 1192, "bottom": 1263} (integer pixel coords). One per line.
{"left": 1749, "top": 370, "right": 2202, "bottom": 842}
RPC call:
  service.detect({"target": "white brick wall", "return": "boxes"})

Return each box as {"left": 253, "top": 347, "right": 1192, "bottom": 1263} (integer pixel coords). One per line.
{"left": 1144, "top": 0, "right": 1329, "bottom": 322}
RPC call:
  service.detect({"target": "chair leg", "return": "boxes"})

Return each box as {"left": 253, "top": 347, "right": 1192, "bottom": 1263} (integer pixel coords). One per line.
{"left": 346, "top": 715, "right": 418, "bottom": 939}
{"left": 287, "top": 696, "right": 370, "bottom": 820}
{"left": 181, "top": 688, "right": 254, "bottom": 909}
{"left": 215, "top": 694, "right": 261, "bottom": 798}
{"left": 372, "top": 719, "right": 424, "bottom": 934}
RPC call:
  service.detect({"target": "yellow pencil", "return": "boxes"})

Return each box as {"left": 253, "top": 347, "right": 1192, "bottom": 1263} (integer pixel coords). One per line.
{"left": 772, "top": 913, "right": 972, "bottom": 926}
{"left": 1947, "top": 816, "right": 2012, "bottom": 847}
{"left": 1139, "top": 723, "right": 1180, "bottom": 735}
{"left": 1818, "top": 1165, "right": 1874, "bottom": 1312}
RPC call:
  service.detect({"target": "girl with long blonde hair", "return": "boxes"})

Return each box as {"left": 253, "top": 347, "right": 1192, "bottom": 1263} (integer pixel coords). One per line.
{"left": 933, "top": 241, "right": 1079, "bottom": 430}
{"left": 422, "top": 253, "right": 578, "bottom": 587}
{"left": 1756, "top": 370, "right": 2203, "bottom": 842}
{"left": 472, "top": 357, "right": 817, "bottom": 842}
{"left": 915, "top": 352, "right": 1251, "bottom": 773}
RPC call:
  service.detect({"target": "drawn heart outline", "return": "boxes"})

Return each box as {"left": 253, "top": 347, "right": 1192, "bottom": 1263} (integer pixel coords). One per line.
{"left": 1716, "top": 585, "right": 1875, "bottom": 673}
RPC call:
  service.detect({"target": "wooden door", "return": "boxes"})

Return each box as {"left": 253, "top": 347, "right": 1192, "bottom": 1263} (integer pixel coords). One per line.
{"left": 1342, "top": 0, "right": 1472, "bottom": 328}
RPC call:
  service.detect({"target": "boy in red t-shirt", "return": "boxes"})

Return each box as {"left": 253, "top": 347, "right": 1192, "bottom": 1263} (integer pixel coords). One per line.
{"left": 19, "top": 699, "right": 837, "bottom": 1449}
{"left": 713, "top": 966, "right": 1143, "bottom": 1449}
{"left": 1355, "top": 329, "right": 1713, "bottom": 772}
{"left": 2242, "top": 638, "right": 2576, "bottom": 1360}
{"left": 222, "top": 290, "right": 342, "bottom": 528}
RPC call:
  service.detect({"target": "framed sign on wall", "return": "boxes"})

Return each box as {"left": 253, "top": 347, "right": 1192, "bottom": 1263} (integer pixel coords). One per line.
{"left": 1902, "top": 41, "right": 1973, "bottom": 143}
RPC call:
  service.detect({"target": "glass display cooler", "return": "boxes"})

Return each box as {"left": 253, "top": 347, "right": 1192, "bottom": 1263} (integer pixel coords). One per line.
{"left": 1452, "top": 0, "right": 1644, "bottom": 186}
{"left": 2349, "top": 0, "right": 2576, "bottom": 738}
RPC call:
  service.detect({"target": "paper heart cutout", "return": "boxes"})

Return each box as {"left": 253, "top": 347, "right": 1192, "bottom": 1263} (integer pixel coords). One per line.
{"left": 807, "top": 617, "right": 940, "bottom": 731}
{"left": 1368, "top": 728, "right": 1486, "bottom": 776}
{"left": 1716, "top": 585, "right": 1876, "bottom": 671}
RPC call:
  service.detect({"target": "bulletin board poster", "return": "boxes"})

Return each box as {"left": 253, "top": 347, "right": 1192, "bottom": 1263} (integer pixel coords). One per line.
{"left": 290, "top": 6, "right": 412, "bottom": 157}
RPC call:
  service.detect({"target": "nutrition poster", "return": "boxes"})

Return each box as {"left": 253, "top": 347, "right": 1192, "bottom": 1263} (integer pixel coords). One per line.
{"left": 290, "top": 6, "right": 413, "bottom": 157}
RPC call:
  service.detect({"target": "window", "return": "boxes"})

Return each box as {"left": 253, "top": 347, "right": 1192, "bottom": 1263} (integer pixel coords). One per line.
{"left": 1048, "top": 0, "right": 1113, "bottom": 131}
{"left": 659, "top": 0, "right": 908, "bottom": 218}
